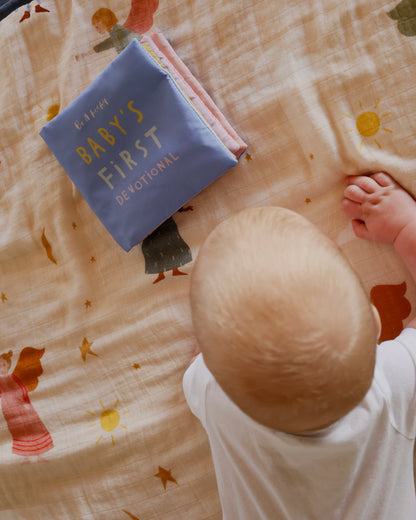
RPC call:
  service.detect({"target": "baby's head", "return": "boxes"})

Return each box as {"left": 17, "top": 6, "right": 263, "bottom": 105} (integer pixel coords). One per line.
{"left": 190, "top": 207, "right": 378, "bottom": 433}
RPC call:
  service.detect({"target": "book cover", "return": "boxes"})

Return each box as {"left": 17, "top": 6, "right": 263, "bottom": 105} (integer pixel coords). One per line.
{"left": 40, "top": 38, "right": 239, "bottom": 252}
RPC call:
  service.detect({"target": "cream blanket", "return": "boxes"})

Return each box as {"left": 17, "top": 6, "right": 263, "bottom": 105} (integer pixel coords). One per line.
{"left": 0, "top": 0, "right": 415, "bottom": 518}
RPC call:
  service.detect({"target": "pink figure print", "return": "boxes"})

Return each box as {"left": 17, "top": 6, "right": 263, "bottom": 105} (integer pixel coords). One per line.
{"left": 124, "top": 0, "right": 159, "bottom": 34}
{"left": 0, "top": 348, "right": 53, "bottom": 463}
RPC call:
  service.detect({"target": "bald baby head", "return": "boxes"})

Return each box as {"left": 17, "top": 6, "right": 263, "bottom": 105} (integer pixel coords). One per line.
{"left": 190, "top": 207, "right": 377, "bottom": 433}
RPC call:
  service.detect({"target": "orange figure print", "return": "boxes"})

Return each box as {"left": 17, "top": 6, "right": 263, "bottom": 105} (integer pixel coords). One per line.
{"left": 76, "top": 1, "right": 159, "bottom": 60}
{"left": 370, "top": 282, "right": 412, "bottom": 343}
{"left": 0, "top": 348, "right": 53, "bottom": 462}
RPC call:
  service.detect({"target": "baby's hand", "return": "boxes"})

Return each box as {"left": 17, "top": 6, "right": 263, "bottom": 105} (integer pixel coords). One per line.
{"left": 341, "top": 172, "right": 416, "bottom": 245}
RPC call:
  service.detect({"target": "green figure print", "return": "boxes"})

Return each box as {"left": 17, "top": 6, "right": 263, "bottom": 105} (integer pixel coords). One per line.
{"left": 387, "top": 0, "right": 416, "bottom": 36}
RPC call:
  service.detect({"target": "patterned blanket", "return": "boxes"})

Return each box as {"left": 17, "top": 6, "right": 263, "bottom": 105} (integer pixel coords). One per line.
{"left": 1, "top": 0, "right": 415, "bottom": 518}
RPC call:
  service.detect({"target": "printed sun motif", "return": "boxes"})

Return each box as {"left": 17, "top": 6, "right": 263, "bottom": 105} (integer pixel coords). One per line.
{"left": 44, "top": 103, "right": 60, "bottom": 122}
{"left": 87, "top": 399, "right": 129, "bottom": 445}
{"left": 37, "top": 96, "right": 60, "bottom": 124}
{"left": 343, "top": 99, "right": 392, "bottom": 150}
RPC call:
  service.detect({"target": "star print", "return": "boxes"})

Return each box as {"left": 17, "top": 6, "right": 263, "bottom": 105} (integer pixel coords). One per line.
{"left": 1, "top": 292, "right": 7, "bottom": 302}
{"left": 72, "top": 222, "right": 77, "bottom": 230}
{"left": 133, "top": 363, "right": 141, "bottom": 370}
{"left": 245, "top": 152, "right": 252, "bottom": 162}
{"left": 309, "top": 153, "right": 314, "bottom": 160}
{"left": 85, "top": 300, "right": 92, "bottom": 309}
{"left": 79, "top": 337, "right": 98, "bottom": 361}
{"left": 154, "top": 466, "right": 178, "bottom": 489}
{"left": 305, "top": 198, "right": 312, "bottom": 204}
{"left": 90, "top": 256, "right": 96, "bottom": 263}
{"left": 121, "top": 511, "right": 140, "bottom": 520}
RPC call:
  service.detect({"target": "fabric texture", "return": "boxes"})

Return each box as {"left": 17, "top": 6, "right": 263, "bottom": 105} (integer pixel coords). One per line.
{"left": 1, "top": 0, "right": 416, "bottom": 518}
{"left": 183, "top": 329, "right": 416, "bottom": 519}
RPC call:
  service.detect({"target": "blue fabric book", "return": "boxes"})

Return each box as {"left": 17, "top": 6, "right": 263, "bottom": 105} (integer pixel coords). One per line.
{"left": 40, "top": 38, "right": 239, "bottom": 251}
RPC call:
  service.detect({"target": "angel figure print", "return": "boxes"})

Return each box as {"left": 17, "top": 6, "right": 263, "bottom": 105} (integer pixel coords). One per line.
{"left": 0, "top": 348, "right": 53, "bottom": 463}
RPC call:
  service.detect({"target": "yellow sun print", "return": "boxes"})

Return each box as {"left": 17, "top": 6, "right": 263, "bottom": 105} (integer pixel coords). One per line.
{"left": 343, "top": 99, "right": 392, "bottom": 150}
{"left": 37, "top": 96, "right": 60, "bottom": 123}
{"left": 87, "top": 399, "right": 129, "bottom": 445}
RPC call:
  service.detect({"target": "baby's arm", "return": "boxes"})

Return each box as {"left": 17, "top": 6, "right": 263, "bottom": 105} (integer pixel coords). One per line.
{"left": 342, "top": 172, "right": 416, "bottom": 328}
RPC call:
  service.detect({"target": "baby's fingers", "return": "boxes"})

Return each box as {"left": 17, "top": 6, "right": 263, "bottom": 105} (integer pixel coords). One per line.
{"left": 341, "top": 198, "right": 362, "bottom": 219}
{"left": 351, "top": 219, "right": 372, "bottom": 241}
{"left": 370, "top": 172, "right": 395, "bottom": 187}
{"left": 344, "top": 184, "right": 367, "bottom": 203}
{"left": 346, "top": 175, "right": 381, "bottom": 193}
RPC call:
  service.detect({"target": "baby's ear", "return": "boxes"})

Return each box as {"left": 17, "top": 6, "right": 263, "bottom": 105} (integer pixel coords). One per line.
{"left": 189, "top": 344, "right": 201, "bottom": 365}
{"left": 371, "top": 304, "right": 381, "bottom": 341}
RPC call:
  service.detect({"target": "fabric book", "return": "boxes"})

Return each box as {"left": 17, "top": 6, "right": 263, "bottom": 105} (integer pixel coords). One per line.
{"left": 40, "top": 34, "right": 246, "bottom": 251}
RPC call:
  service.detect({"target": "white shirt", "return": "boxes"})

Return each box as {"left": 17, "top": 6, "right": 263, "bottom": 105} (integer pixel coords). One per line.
{"left": 183, "top": 328, "right": 416, "bottom": 519}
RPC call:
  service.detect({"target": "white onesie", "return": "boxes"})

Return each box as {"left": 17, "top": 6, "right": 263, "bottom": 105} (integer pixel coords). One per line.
{"left": 183, "top": 328, "right": 416, "bottom": 519}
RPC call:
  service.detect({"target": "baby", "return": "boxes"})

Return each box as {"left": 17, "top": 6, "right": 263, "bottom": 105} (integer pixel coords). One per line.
{"left": 183, "top": 172, "right": 416, "bottom": 519}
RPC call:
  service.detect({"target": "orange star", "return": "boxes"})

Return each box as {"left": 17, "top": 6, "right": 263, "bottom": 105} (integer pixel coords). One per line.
{"left": 121, "top": 511, "right": 140, "bottom": 520}
{"left": 154, "top": 466, "right": 178, "bottom": 489}
{"left": 1, "top": 292, "right": 7, "bottom": 302}
{"left": 85, "top": 300, "right": 92, "bottom": 309}
{"left": 305, "top": 198, "right": 312, "bottom": 204}
{"left": 79, "top": 337, "right": 98, "bottom": 361}
{"left": 133, "top": 363, "right": 141, "bottom": 370}
{"left": 90, "top": 256, "right": 96, "bottom": 263}
{"left": 245, "top": 152, "right": 252, "bottom": 162}
{"left": 72, "top": 222, "right": 77, "bottom": 230}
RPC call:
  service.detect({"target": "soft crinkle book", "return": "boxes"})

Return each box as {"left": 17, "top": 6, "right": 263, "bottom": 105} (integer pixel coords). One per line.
{"left": 40, "top": 37, "right": 244, "bottom": 251}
